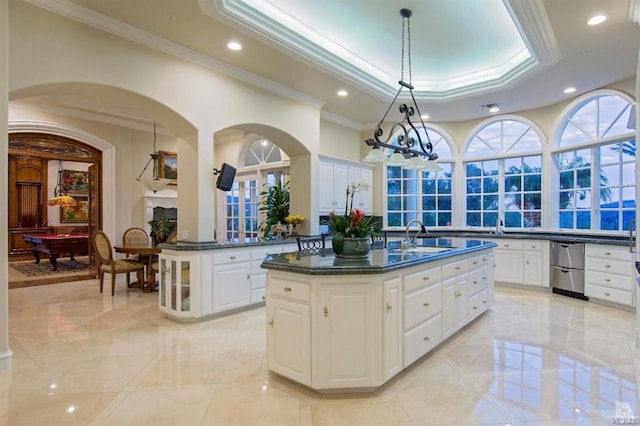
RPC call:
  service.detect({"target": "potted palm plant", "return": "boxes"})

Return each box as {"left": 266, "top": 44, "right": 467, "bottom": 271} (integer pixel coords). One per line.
{"left": 258, "top": 180, "right": 290, "bottom": 239}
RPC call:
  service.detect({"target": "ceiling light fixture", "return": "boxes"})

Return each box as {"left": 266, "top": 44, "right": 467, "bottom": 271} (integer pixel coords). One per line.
{"left": 47, "top": 160, "right": 76, "bottom": 207}
{"left": 563, "top": 86, "right": 576, "bottom": 94}
{"left": 337, "top": 89, "right": 348, "bottom": 97}
{"left": 362, "top": 9, "right": 438, "bottom": 168}
{"left": 483, "top": 103, "right": 500, "bottom": 113}
{"left": 587, "top": 15, "right": 607, "bottom": 25}
{"left": 227, "top": 41, "right": 242, "bottom": 51}
{"left": 136, "top": 121, "right": 172, "bottom": 193}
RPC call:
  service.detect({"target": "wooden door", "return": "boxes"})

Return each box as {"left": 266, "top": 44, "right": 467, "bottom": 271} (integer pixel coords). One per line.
{"left": 87, "top": 164, "right": 101, "bottom": 277}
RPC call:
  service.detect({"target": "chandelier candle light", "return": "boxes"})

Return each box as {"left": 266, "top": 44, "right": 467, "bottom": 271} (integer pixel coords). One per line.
{"left": 362, "top": 8, "right": 441, "bottom": 171}
{"left": 47, "top": 160, "right": 76, "bottom": 207}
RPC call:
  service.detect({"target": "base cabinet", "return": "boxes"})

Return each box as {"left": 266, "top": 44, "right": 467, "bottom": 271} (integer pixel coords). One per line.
{"left": 266, "top": 248, "right": 494, "bottom": 392}
{"left": 491, "top": 239, "right": 548, "bottom": 287}
{"left": 585, "top": 244, "right": 635, "bottom": 306}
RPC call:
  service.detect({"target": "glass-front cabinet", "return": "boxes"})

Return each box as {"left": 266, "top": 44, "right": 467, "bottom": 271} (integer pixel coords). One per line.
{"left": 158, "top": 253, "right": 198, "bottom": 319}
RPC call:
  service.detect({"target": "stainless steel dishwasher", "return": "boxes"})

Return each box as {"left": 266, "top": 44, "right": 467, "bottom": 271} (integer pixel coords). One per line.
{"left": 550, "top": 242, "right": 587, "bottom": 299}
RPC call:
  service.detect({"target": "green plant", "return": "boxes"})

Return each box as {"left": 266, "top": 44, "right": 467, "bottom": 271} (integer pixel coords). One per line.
{"left": 326, "top": 209, "right": 377, "bottom": 238}
{"left": 148, "top": 219, "right": 177, "bottom": 245}
{"left": 258, "top": 180, "right": 290, "bottom": 238}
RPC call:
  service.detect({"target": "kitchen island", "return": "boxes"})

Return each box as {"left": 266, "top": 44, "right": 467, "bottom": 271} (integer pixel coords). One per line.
{"left": 261, "top": 238, "right": 496, "bottom": 392}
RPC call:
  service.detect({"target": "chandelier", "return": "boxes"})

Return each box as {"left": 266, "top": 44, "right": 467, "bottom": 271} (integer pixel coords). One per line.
{"left": 47, "top": 160, "right": 76, "bottom": 207}
{"left": 362, "top": 9, "right": 440, "bottom": 171}
{"left": 137, "top": 121, "right": 172, "bottom": 193}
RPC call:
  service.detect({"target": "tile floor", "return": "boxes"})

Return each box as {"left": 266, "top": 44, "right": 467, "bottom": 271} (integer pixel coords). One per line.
{"left": 1, "top": 279, "right": 639, "bottom": 425}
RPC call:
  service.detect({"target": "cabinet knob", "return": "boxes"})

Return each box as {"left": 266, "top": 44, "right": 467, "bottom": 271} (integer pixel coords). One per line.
{"left": 283, "top": 287, "right": 292, "bottom": 292}
{"left": 246, "top": 273, "right": 250, "bottom": 280}
{"left": 504, "top": 244, "right": 510, "bottom": 248}
{"left": 473, "top": 306, "right": 478, "bottom": 310}
{"left": 230, "top": 256, "right": 236, "bottom": 260}
{"left": 605, "top": 278, "right": 611, "bottom": 282}
{"left": 423, "top": 302, "right": 430, "bottom": 307}
{"left": 483, "top": 300, "right": 487, "bottom": 304}
{"left": 386, "top": 303, "right": 392, "bottom": 312}
{"left": 605, "top": 252, "right": 611, "bottom": 256}
{"left": 161, "top": 266, "right": 170, "bottom": 274}
{"left": 604, "top": 292, "right": 611, "bottom": 296}
{"left": 604, "top": 265, "right": 611, "bottom": 268}
{"left": 423, "top": 336, "right": 430, "bottom": 341}
{"left": 262, "top": 296, "right": 266, "bottom": 301}
{"left": 323, "top": 306, "right": 329, "bottom": 318}
{"left": 422, "top": 276, "right": 429, "bottom": 281}
{"left": 268, "top": 318, "right": 274, "bottom": 327}
{"left": 455, "top": 291, "right": 462, "bottom": 297}
{"left": 455, "top": 266, "right": 461, "bottom": 270}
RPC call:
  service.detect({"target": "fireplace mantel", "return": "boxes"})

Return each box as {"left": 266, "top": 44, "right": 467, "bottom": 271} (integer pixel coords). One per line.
{"left": 143, "top": 189, "right": 177, "bottom": 234}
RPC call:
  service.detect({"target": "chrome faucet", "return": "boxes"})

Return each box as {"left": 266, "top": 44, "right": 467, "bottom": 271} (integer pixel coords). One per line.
{"left": 495, "top": 218, "right": 504, "bottom": 235}
{"left": 403, "top": 219, "right": 427, "bottom": 249}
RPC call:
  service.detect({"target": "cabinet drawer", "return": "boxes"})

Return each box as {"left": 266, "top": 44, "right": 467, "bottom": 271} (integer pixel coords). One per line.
{"left": 404, "top": 266, "right": 440, "bottom": 293}
{"left": 213, "top": 251, "right": 250, "bottom": 264}
{"left": 441, "top": 259, "right": 467, "bottom": 280}
{"left": 404, "top": 283, "right": 442, "bottom": 330}
{"left": 585, "top": 283, "right": 633, "bottom": 306}
{"left": 586, "top": 245, "right": 632, "bottom": 261}
{"left": 494, "top": 240, "right": 524, "bottom": 251}
{"left": 250, "top": 259, "right": 267, "bottom": 275}
{"left": 251, "top": 247, "right": 278, "bottom": 260}
{"left": 587, "top": 257, "right": 631, "bottom": 275}
{"left": 404, "top": 313, "right": 442, "bottom": 367}
{"left": 468, "top": 255, "right": 486, "bottom": 269}
{"left": 267, "top": 278, "right": 310, "bottom": 303}
{"left": 585, "top": 270, "right": 632, "bottom": 291}
{"left": 468, "top": 267, "right": 487, "bottom": 295}
{"left": 469, "top": 289, "right": 489, "bottom": 320}
{"left": 250, "top": 288, "right": 266, "bottom": 304}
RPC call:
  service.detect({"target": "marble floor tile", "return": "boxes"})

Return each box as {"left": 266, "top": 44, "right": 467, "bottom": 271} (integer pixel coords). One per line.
{"left": 0, "top": 278, "right": 638, "bottom": 425}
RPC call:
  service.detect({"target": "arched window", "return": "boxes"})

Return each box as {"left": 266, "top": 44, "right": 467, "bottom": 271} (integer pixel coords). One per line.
{"left": 386, "top": 127, "right": 454, "bottom": 228}
{"left": 464, "top": 117, "right": 544, "bottom": 229}
{"left": 223, "top": 137, "right": 288, "bottom": 241}
{"left": 553, "top": 92, "right": 635, "bottom": 231}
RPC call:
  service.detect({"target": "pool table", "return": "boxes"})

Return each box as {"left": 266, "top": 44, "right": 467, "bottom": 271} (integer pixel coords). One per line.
{"left": 22, "top": 234, "right": 89, "bottom": 271}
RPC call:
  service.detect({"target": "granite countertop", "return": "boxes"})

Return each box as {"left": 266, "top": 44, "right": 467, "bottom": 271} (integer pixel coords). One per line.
{"left": 260, "top": 238, "right": 497, "bottom": 275}
{"left": 158, "top": 237, "right": 301, "bottom": 251}
{"left": 386, "top": 230, "right": 633, "bottom": 246}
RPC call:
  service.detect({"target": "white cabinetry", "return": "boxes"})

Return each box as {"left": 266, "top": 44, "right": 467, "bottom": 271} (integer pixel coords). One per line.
{"left": 159, "top": 243, "right": 292, "bottom": 320}
{"left": 319, "top": 157, "right": 373, "bottom": 214}
{"left": 492, "top": 239, "right": 548, "bottom": 287}
{"left": 314, "top": 282, "right": 381, "bottom": 389}
{"left": 266, "top": 248, "right": 495, "bottom": 392}
{"left": 383, "top": 278, "right": 403, "bottom": 381}
{"left": 585, "top": 244, "right": 635, "bottom": 306}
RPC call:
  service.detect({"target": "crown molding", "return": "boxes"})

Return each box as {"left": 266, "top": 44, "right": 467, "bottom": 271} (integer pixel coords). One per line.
{"left": 320, "top": 111, "right": 364, "bottom": 131}
{"left": 203, "top": 0, "right": 560, "bottom": 102}
{"left": 23, "top": 0, "right": 325, "bottom": 110}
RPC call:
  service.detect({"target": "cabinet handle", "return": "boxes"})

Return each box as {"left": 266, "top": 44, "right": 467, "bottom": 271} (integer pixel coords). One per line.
{"left": 422, "top": 276, "right": 429, "bottom": 281}
{"left": 283, "top": 287, "right": 292, "bottom": 292}
{"left": 455, "top": 291, "right": 462, "bottom": 297}
{"left": 605, "top": 278, "right": 611, "bottom": 282}
{"left": 262, "top": 296, "right": 266, "bottom": 301}
{"left": 605, "top": 252, "right": 611, "bottom": 256}
{"left": 268, "top": 318, "right": 274, "bottom": 327}
{"left": 504, "top": 244, "right": 510, "bottom": 248}
{"left": 386, "top": 303, "right": 392, "bottom": 312}
{"left": 423, "top": 302, "right": 430, "bottom": 307}
{"left": 230, "top": 256, "right": 236, "bottom": 260}
{"left": 526, "top": 260, "right": 529, "bottom": 265}
{"left": 423, "top": 336, "right": 430, "bottom": 341}
{"left": 473, "top": 261, "right": 478, "bottom": 265}
{"left": 482, "top": 300, "right": 487, "bottom": 304}
{"left": 323, "top": 306, "right": 329, "bottom": 318}
{"left": 604, "top": 265, "right": 611, "bottom": 268}
{"left": 246, "top": 273, "right": 250, "bottom": 280}
{"left": 161, "top": 266, "right": 170, "bottom": 274}
{"left": 604, "top": 292, "right": 611, "bottom": 296}
{"left": 455, "top": 266, "right": 461, "bottom": 270}
{"left": 473, "top": 281, "right": 478, "bottom": 285}
{"left": 473, "top": 306, "right": 478, "bottom": 310}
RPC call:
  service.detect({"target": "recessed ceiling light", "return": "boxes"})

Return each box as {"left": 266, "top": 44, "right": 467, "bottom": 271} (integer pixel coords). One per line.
{"left": 337, "top": 90, "right": 348, "bottom": 97}
{"left": 563, "top": 87, "right": 576, "bottom": 94}
{"left": 421, "top": 114, "right": 430, "bottom": 120}
{"left": 483, "top": 103, "right": 500, "bottom": 113}
{"left": 227, "top": 41, "right": 242, "bottom": 51}
{"left": 167, "top": 16, "right": 176, "bottom": 21}
{"left": 587, "top": 15, "right": 607, "bottom": 25}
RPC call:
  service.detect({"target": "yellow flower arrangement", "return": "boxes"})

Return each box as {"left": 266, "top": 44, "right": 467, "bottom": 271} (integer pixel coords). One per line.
{"left": 284, "top": 214, "right": 305, "bottom": 224}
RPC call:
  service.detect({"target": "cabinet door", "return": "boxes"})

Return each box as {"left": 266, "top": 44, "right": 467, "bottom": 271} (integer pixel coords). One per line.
{"left": 493, "top": 249, "right": 523, "bottom": 284}
{"left": 442, "top": 277, "right": 468, "bottom": 338}
{"left": 359, "top": 168, "right": 373, "bottom": 214}
{"left": 524, "top": 252, "right": 543, "bottom": 286}
{"left": 333, "top": 163, "right": 349, "bottom": 214}
{"left": 159, "top": 256, "right": 193, "bottom": 315}
{"left": 383, "top": 278, "right": 403, "bottom": 381}
{"left": 212, "top": 263, "right": 250, "bottom": 313}
{"left": 319, "top": 161, "right": 335, "bottom": 213}
{"left": 454, "top": 279, "right": 469, "bottom": 330}
{"left": 314, "top": 283, "right": 381, "bottom": 389}
{"left": 267, "top": 298, "right": 311, "bottom": 386}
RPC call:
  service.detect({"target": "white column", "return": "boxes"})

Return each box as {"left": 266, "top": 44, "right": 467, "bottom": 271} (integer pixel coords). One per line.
{"left": 0, "top": 0, "right": 13, "bottom": 371}
{"left": 289, "top": 154, "right": 319, "bottom": 235}
{"left": 635, "top": 47, "right": 640, "bottom": 348}
{"left": 177, "top": 129, "right": 215, "bottom": 242}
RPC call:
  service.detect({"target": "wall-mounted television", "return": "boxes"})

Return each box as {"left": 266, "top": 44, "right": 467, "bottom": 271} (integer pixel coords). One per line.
{"left": 215, "top": 163, "right": 236, "bottom": 191}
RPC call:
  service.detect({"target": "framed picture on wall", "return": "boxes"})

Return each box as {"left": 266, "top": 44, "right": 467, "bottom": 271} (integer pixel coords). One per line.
{"left": 158, "top": 151, "right": 177, "bottom": 185}
{"left": 62, "top": 170, "right": 89, "bottom": 195}
{"left": 60, "top": 196, "right": 89, "bottom": 223}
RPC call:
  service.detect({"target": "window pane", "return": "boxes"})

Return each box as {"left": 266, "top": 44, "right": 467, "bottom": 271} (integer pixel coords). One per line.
{"left": 467, "top": 178, "right": 482, "bottom": 194}
{"left": 483, "top": 212, "right": 498, "bottom": 227}
{"left": 467, "top": 195, "right": 481, "bottom": 211}
{"left": 438, "top": 196, "right": 451, "bottom": 210}
{"left": 483, "top": 194, "right": 498, "bottom": 210}
{"left": 524, "top": 212, "right": 541, "bottom": 228}
{"left": 467, "top": 212, "right": 481, "bottom": 226}
{"left": 505, "top": 212, "right": 522, "bottom": 227}
{"left": 524, "top": 174, "right": 541, "bottom": 191}
{"left": 505, "top": 175, "right": 521, "bottom": 192}
{"left": 559, "top": 212, "right": 573, "bottom": 229}
{"left": 576, "top": 210, "right": 591, "bottom": 229}
{"left": 422, "top": 196, "right": 436, "bottom": 210}
{"left": 388, "top": 213, "right": 401, "bottom": 227}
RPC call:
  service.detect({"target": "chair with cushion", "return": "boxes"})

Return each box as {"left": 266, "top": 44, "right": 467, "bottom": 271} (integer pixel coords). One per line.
{"left": 92, "top": 230, "right": 145, "bottom": 296}
{"left": 371, "top": 231, "right": 387, "bottom": 248}
{"left": 150, "top": 231, "right": 177, "bottom": 274}
{"left": 122, "top": 227, "right": 150, "bottom": 286}
{"left": 296, "top": 235, "right": 326, "bottom": 253}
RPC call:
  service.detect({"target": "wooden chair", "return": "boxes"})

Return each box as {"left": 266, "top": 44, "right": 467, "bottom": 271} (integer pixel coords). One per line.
{"left": 371, "top": 231, "right": 387, "bottom": 248}
{"left": 296, "top": 235, "right": 326, "bottom": 252}
{"left": 92, "top": 230, "right": 145, "bottom": 296}
{"left": 151, "top": 231, "right": 177, "bottom": 274}
{"left": 122, "top": 227, "right": 150, "bottom": 286}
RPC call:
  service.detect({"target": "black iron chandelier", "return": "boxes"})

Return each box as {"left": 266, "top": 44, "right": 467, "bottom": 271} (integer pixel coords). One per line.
{"left": 362, "top": 8, "right": 440, "bottom": 170}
